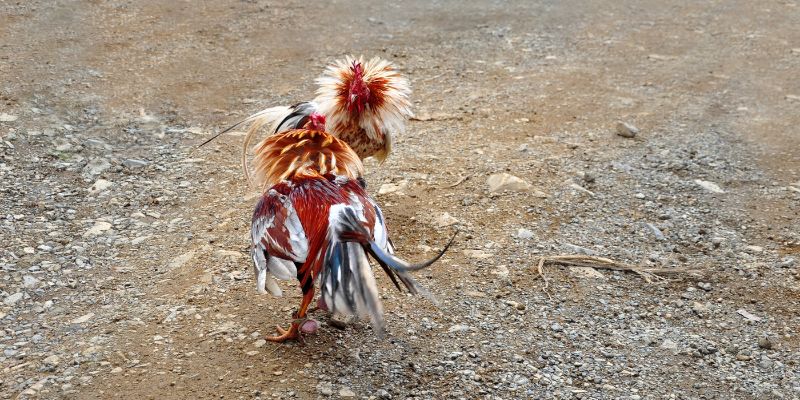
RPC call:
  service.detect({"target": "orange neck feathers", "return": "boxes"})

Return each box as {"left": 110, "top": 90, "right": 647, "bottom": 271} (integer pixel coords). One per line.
{"left": 251, "top": 129, "right": 364, "bottom": 190}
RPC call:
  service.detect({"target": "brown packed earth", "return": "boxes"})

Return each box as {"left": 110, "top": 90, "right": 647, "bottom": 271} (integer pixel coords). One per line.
{"left": 1, "top": 1, "right": 798, "bottom": 399}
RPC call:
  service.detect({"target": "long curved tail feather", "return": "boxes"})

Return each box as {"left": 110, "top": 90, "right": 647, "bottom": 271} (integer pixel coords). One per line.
{"left": 321, "top": 205, "right": 455, "bottom": 337}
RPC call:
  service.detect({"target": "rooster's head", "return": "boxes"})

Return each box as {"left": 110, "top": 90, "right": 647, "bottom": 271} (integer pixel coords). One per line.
{"left": 345, "top": 61, "right": 371, "bottom": 115}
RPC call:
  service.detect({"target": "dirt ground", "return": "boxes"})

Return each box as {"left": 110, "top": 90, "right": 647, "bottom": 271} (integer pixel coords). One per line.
{"left": 1, "top": 1, "right": 799, "bottom": 399}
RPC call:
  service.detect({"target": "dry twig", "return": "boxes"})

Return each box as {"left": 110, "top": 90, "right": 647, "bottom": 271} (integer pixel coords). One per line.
{"left": 441, "top": 173, "right": 472, "bottom": 189}
{"left": 533, "top": 254, "right": 699, "bottom": 285}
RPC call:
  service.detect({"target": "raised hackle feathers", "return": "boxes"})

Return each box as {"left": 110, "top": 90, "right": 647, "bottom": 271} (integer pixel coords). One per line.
{"left": 215, "top": 56, "right": 412, "bottom": 187}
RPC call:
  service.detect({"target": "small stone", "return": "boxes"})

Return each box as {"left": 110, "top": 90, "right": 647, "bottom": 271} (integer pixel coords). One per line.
{"left": 757, "top": 337, "right": 774, "bottom": 350}
{"left": 697, "top": 282, "right": 712, "bottom": 291}
{"left": 487, "top": 173, "right": 532, "bottom": 192}
{"left": 551, "top": 323, "right": 563, "bottom": 332}
{"left": 4, "top": 292, "right": 23, "bottom": 306}
{"left": 328, "top": 313, "right": 355, "bottom": 330}
{"left": 23, "top": 275, "right": 39, "bottom": 288}
{"left": 448, "top": 324, "right": 471, "bottom": 333}
{"left": 339, "top": 387, "right": 356, "bottom": 398}
{"left": 435, "top": 212, "right": 459, "bottom": 228}
{"left": 83, "top": 221, "right": 112, "bottom": 237}
{"left": 515, "top": 228, "right": 534, "bottom": 240}
{"left": 660, "top": 339, "right": 678, "bottom": 352}
{"left": 84, "top": 158, "right": 111, "bottom": 176}
{"left": 777, "top": 257, "right": 796, "bottom": 268}
{"left": 736, "top": 351, "right": 752, "bottom": 361}
{"left": 272, "top": 370, "right": 283, "bottom": 376}
{"left": 378, "top": 180, "right": 408, "bottom": 195}
{"left": 317, "top": 382, "right": 333, "bottom": 396}
{"left": 89, "top": 179, "right": 113, "bottom": 194}
{"left": 0, "top": 113, "right": 18, "bottom": 122}
{"left": 463, "top": 249, "right": 493, "bottom": 259}
{"left": 694, "top": 179, "right": 725, "bottom": 194}
{"left": 43, "top": 355, "right": 60, "bottom": 366}
{"left": 254, "top": 339, "right": 267, "bottom": 348}
{"left": 645, "top": 223, "right": 666, "bottom": 241}
{"left": 111, "top": 367, "right": 123, "bottom": 374}
{"left": 691, "top": 301, "right": 709, "bottom": 316}
{"left": 562, "top": 243, "right": 596, "bottom": 256}
{"left": 71, "top": 312, "right": 95, "bottom": 324}
{"left": 736, "top": 309, "right": 762, "bottom": 322}
{"left": 711, "top": 237, "right": 724, "bottom": 248}
{"left": 745, "top": 245, "right": 763, "bottom": 253}
{"left": 786, "top": 94, "right": 800, "bottom": 102}
{"left": 122, "top": 159, "right": 149, "bottom": 169}
{"left": 615, "top": 121, "right": 639, "bottom": 138}
{"left": 491, "top": 264, "right": 510, "bottom": 279}
{"left": 376, "top": 389, "right": 391, "bottom": 399}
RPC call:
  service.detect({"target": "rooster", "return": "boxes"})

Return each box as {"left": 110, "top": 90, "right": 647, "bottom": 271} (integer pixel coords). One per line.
{"left": 250, "top": 113, "right": 453, "bottom": 342}
{"left": 200, "top": 56, "right": 413, "bottom": 187}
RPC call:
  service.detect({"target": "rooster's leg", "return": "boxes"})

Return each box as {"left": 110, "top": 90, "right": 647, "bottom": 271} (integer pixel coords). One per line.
{"left": 267, "top": 279, "right": 316, "bottom": 343}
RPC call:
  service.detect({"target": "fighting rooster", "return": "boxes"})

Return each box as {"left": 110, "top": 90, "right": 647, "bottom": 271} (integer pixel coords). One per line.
{"left": 250, "top": 113, "right": 452, "bottom": 342}
{"left": 200, "top": 56, "right": 413, "bottom": 186}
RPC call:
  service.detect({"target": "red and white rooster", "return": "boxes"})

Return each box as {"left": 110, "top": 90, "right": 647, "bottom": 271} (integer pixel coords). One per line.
{"left": 201, "top": 56, "right": 413, "bottom": 186}
{"left": 250, "top": 113, "right": 452, "bottom": 342}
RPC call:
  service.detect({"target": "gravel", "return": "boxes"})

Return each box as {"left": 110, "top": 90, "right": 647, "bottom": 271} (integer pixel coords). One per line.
{"left": 0, "top": 0, "right": 798, "bottom": 399}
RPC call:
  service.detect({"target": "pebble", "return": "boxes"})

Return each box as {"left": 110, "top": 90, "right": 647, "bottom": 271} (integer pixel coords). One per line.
{"left": 378, "top": 180, "right": 408, "bottom": 195}
{"left": 551, "top": 323, "right": 563, "bottom": 332}
{"left": 339, "top": 387, "right": 356, "bottom": 398}
{"left": 745, "top": 245, "right": 763, "bottom": 253}
{"left": 736, "top": 309, "right": 762, "bottom": 322}
{"left": 694, "top": 179, "right": 725, "bottom": 194}
{"left": 84, "top": 158, "right": 111, "bottom": 176}
{"left": 4, "top": 292, "right": 23, "bottom": 306}
{"left": 89, "top": 179, "right": 113, "bottom": 194}
{"left": 254, "top": 339, "right": 266, "bottom": 348}
{"left": 645, "top": 223, "right": 666, "bottom": 241}
{"left": 83, "top": 221, "right": 112, "bottom": 237}
{"left": 22, "top": 275, "right": 39, "bottom": 288}
{"left": 122, "top": 159, "right": 149, "bottom": 169}
{"left": 448, "top": 324, "right": 471, "bottom": 333}
{"left": 777, "top": 257, "right": 795, "bottom": 268}
{"left": 660, "top": 339, "right": 678, "bottom": 352}
{"left": 515, "top": 228, "right": 534, "bottom": 240}
{"left": 736, "top": 350, "right": 752, "bottom": 361}
{"left": 43, "top": 355, "right": 60, "bottom": 366}
{"left": 757, "top": 337, "right": 774, "bottom": 350}
{"left": 71, "top": 312, "right": 95, "bottom": 324}
{"left": 0, "top": 113, "right": 19, "bottom": 122}
{"left": 561, "top": 243, "right": 596, "bottom": 256}
{"left": 317, "top": 382, "right": 333, "bottom": 396}
{"left": 615, "top": 121, "right": 639, "bottom": 138}
{"left": 487, "top": 173, "right": 532, "bottom": 192}
{"left": 435, "top": 212, "right": 459, "bottom": 228}
{"left": 697, "top": 282, "right": 712, "bottom": 291}
{"left": 691, "top": 301, "right": 710, "bottom": 316}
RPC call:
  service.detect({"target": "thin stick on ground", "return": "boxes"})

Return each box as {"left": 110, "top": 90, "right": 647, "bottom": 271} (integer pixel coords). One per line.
{"left": 441, "top": 173, "right": 472, "bottom": 189}
{"left": 535, "top": 257, "right": 552, "bottom": 300}
{"left": 533, "top": 254, "right": 700, "bottom": 284}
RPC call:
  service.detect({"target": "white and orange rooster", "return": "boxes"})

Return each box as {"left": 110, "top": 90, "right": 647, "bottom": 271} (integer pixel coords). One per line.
{"left": 201, "top": 56, "right": 413, "bottom": 186}
{"left": 249, "top": 113, "right": 453, "bottom": 342}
